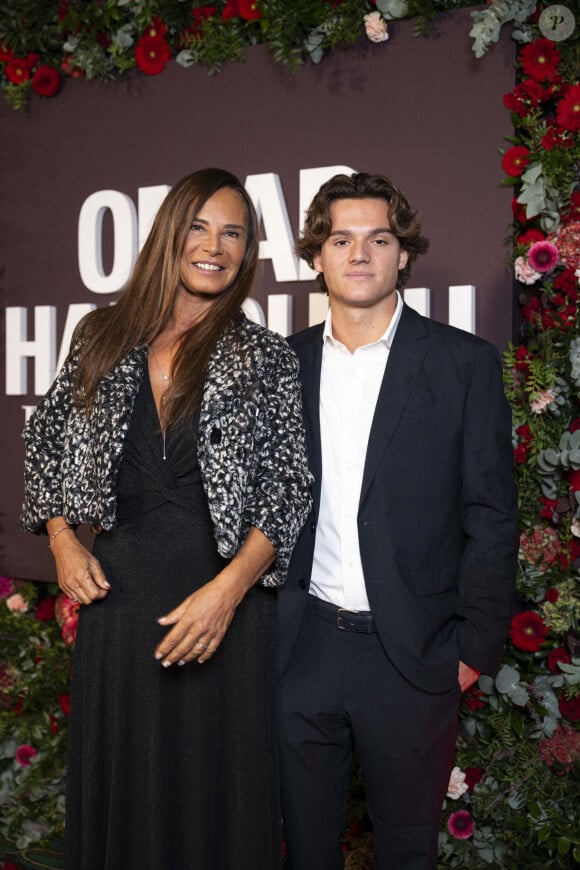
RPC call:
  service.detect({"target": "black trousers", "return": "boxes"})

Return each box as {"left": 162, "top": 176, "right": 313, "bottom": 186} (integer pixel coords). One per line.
{"left": 278, "top": 596, "right": 460, "bottom": 870}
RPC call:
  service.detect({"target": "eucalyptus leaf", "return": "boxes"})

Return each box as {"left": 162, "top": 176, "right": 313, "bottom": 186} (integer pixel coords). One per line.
{"left": 495, "top": 664, "right": 520, "bottom": 694}
{"left": 510, "top": 684, "right": 529, "bottom": 706}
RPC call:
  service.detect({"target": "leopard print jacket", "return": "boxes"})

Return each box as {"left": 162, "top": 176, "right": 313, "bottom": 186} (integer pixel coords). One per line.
{"left": 20, "top": 313, "right": 313, "bottom": 587}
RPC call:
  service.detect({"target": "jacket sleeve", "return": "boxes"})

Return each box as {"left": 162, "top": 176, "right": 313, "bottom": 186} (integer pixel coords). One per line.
{"left": 243, "top": 340, "right": 313, "bottom": 587}
{"left": 456, "top": 341, "right": 519, "bottom": 675}
{"left": 20, "top": 346, "right": 78, "bottom": 534}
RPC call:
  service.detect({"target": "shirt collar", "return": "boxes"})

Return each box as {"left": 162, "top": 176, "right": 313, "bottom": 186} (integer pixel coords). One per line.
{"left": 323, "top": 291, "right": 404, "bottom": 350}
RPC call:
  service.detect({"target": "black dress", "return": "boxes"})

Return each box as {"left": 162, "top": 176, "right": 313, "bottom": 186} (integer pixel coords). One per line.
{"left": 65, "top": 375, "right": 280, "bottom": 870}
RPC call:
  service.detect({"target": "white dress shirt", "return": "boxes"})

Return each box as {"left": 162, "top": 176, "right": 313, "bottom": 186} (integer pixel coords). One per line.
{"left": 310, "top": 292, "right": 404, "bottom": 611}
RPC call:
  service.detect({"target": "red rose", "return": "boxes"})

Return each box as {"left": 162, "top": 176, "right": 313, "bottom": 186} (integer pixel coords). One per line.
{"left": 59, "top": 693, "right": 71, "bottom": 716}
{"left": 569, "top": 417, "right": 580, "bottom": 433}
{"left": 517, "top": 228, "right": 544, "bottom": 247}
{"left": 514, "top": 444, "right": 528, "bottom": 464}
{"left": 541, "top": 127, "right": 575, "bottom": 150}
{"left": 239, "top": 0, "right": 262, "bottom": 20}
{"left": 516, "top": 423, "right": 532, "bottom": 444}
{"left": 509, "top": 610, "right": 549, "bottom": 652}
{"left": 35, "top": 597, "right": 56, "bottom": 621}
{"left": 554, "top": 268, "right": 578, "bottom": 298}
{"left": 559, "top": 694, "right": 580, "bottom": 721}
{"left": 31, "top": 65, "right": 61, "bottom": 97}
{"left": 556, "top": 83, "right": 580, "bottom": 131}
{"left": 511, "top": 197, "right": 528, "bottom": 224}
{"left": 567, "top": 469, "right": 580, "bottom": 492}
{"left": 504, "top": 79, "right": 546, "bottom": 116}
{"left": 464, "top": 766, "right": 485, "bottom": 790}
{"left": 135, "top": 34, "right": 171, "bottom": 75}
{"left": 547, "top": 647, "right": 572, "bottom": 674}
{"left": 222, "top": 0, "right": 240, "bottom": 20}
{"left": 539, "top": 496, "right": 557, "bottom": 519}
{"left": 502, "top": 146, "right": 531, "bottom": 177}
{"left": 520, "top": 37, "right": 561, "bottom": 82}
{"left": 5, "top": 58, "right": 31, "bottom": 84}
{"left": 544, "top": 587, "right": 559, "bottom": 603}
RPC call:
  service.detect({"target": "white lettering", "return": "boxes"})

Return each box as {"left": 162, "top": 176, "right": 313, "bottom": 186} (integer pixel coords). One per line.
{"left": 448, "top": 285, "right": 476, "bottom": 334}
{"left": 21, "top": 405, "right": 37, "bottom": 423}
{"left": 267, "top": 294, "right": 293, "bottom": 337}
{"left": 78, "top": 190, "right": 137, "bottom": 293}
{"left": 6, "top": 306, "right": 56, "bottom": 396}
{"left": 244, "top": 173, "right": 299, "bottom": 282}
{"left": 403, "top": 287, "right": 431, "bottom": 318}
{"left": 138, "top": 185, "right": 170, "bottom": 251}
{"left": 56, "top": 303, "right": 97, "bottom": 372}
{"left": 242, "top": 297, "right": 266, "bottom": 327}
{"left": 298, "top": 166, "right": 355, "bottom": 281}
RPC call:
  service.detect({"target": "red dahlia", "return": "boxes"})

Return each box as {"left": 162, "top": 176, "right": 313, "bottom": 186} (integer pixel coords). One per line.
{"left": 520, "top": 37, "right": 561, "bottom": 82}
{"left": 509, "top": 610, "right": 549, "bottom": 652}
{"left": 135, "top": 35, "right": 171, "bottom": 75}
{"left": 240, "top": 0, "right": 262, "bottom": 20}
{"left": 501, "top": 146, "right": 531, "bottom": 177}
{"left": 5, "top": 58, "right": 31, "bottom": 84}
{"left": 31, "top": 65, "right": 61, "bottom": 97}
{"left": 556, "top": 83, "right": 580, "bottom": 131}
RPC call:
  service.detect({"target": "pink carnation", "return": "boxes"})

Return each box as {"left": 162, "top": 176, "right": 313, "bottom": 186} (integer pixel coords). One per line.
{"left": 446, "top": 766, "right": 468, "bottom": 799}
{"left": 364, "top": 11, "right": 389, "bottom": 43}
{"left": 514, "top": 255, "right": 541, "bottom": 285}
{"left": 530, "top": 389, "right": 556, "bottom": 414}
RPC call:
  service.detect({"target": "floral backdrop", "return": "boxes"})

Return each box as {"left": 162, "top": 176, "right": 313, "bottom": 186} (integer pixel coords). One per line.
{"left": 0, "top": 1, "right": 579, "bottom": 868}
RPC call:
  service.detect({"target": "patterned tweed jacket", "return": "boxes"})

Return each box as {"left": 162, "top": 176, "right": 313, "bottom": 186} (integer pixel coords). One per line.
{"left": 20, "top": 313, "right": 312, "bottom": 587}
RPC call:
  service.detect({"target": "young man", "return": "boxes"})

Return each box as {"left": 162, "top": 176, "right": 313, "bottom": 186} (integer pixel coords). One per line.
{"left": 277, "top": 172, "right": 519, "bottom": 869}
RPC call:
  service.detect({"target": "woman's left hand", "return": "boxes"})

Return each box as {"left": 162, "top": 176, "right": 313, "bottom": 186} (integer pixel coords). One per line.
{"left": 154, "top": 573, "right": 240, "bottom": 666}
{"left": 154, "top": 527, "right": 275, "bottom": 667}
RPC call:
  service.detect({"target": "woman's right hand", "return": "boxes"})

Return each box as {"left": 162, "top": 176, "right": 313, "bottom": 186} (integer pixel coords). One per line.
{"left": 48, "top": 522, "right": 110, "bottom": 605}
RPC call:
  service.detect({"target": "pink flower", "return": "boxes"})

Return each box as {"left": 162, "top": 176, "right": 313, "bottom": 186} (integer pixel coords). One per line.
{"left": 538, "top": 724, "right": 580, "bottom": 773}
{"left": 6, "top": 593, "right": 28, "bottom": 613}
{"left": 55, "top": 593, "right": 80, "bottom": 645}
{"left": 0, "top": 576, "right": 15, "bottom": 597}
{"left": 528, "top": 240, "right": 559, "bottom": 273}
{"left": 364, "top": 11, "right": 389, "bottom": 43}
{"left": 16, "top": 744, "right": 37, "bottom": 766}
{"left": 514, "top": 255, "right": 541, "bottom": 285}
{"left": 530, "top": 389, "right": 556, "bottom": 414}
{"left": 446, "top": 766, "right": 468, "bottom": 799}
{"left": 447, "top": 809, "right": 474, "bottom": 839}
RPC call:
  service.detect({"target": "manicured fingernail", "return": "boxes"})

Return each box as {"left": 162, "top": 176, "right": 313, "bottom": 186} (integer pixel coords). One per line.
{"left": 154, "top": 652, "right": 162, "bottom": 660}
{"left": 104, "top": 582, "right": 111, "bottom": 589}
{"left": 157, "top": 616, "right": 167, "bottom": 624}
{"left": 178, "top": 660, "right": 185, "bottom": 667}
{"left": 162, "top": 660, "right": 172, "bottom": 668}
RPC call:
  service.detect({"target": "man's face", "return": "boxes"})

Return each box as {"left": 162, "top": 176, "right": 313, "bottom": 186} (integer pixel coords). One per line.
{"left": 313, "top": 198, "right": 408, "bottom": 311}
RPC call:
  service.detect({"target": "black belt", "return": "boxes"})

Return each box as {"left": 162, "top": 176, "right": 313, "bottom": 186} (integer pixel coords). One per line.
{"left": 308, "top": 594, "right": 376, "bottom": 634}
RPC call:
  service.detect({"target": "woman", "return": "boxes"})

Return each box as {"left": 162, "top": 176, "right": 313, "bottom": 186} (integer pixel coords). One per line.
{"left": 21, "top": 168, "right": 312, "bottom": 870}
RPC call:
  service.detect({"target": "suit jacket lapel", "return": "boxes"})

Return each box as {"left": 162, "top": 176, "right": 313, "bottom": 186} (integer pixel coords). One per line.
{"left": 359, "top": 305, "right": 430, "bottom": 507}
{"left": 297, "top": 327, "right": 324, "bottom": 508}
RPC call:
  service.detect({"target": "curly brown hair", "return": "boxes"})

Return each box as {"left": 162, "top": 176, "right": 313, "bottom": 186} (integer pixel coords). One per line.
{"left": 296, "top": 172, "right": 429, "bottom": 292}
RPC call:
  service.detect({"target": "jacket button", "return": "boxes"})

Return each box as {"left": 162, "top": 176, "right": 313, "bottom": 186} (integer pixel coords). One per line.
{"left": 299, "top": 578, "right": 307, "bottom": 590}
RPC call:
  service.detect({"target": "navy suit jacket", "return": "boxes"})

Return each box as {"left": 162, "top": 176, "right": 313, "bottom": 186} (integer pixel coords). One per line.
{"left": 278, "top": 304, "right": 519, "bottom": 693}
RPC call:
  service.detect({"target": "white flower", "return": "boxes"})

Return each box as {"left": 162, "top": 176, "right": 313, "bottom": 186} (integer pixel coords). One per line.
{"left": 364, "top": 11, "right": 389, "bottom": 43}
{"left": 446, "top": 766, "right": 468, "bottom": 800}
{"left": 571, "top": 519, "right": 580, "bottom": 538}
{"left": 514, "top": 255, "right": 542, "bottom": 285}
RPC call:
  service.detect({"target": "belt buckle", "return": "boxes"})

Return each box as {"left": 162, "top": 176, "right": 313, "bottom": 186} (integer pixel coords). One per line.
{"left": 337, "top": 608, "right": 354, "bottom": 631}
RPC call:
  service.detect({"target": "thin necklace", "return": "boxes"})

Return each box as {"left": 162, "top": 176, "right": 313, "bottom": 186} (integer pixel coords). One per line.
{"left": 149, "top": 345, "right": 171, "bottom": 460}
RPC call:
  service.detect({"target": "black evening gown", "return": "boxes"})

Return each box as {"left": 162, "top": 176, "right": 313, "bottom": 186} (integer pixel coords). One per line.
{"left": 65, "top": 375, "right": 280, "bottom": 870}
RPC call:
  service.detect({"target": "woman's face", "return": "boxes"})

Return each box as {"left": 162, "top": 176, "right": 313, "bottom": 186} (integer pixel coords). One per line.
{"left": 179, "top": 186, "right": 248, "bottom": 303}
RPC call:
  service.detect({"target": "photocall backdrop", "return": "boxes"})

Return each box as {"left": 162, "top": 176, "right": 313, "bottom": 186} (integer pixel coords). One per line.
{"left": 0, "top": 7, "right": 515, "bottom": 581}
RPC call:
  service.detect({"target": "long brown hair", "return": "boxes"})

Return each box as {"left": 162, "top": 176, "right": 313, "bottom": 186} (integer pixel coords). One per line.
{"left": 296, "top": 172, "right": 429, "bottom": 292}
{"left": 72, "top": 168, "right": 259, "bottom": 427}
